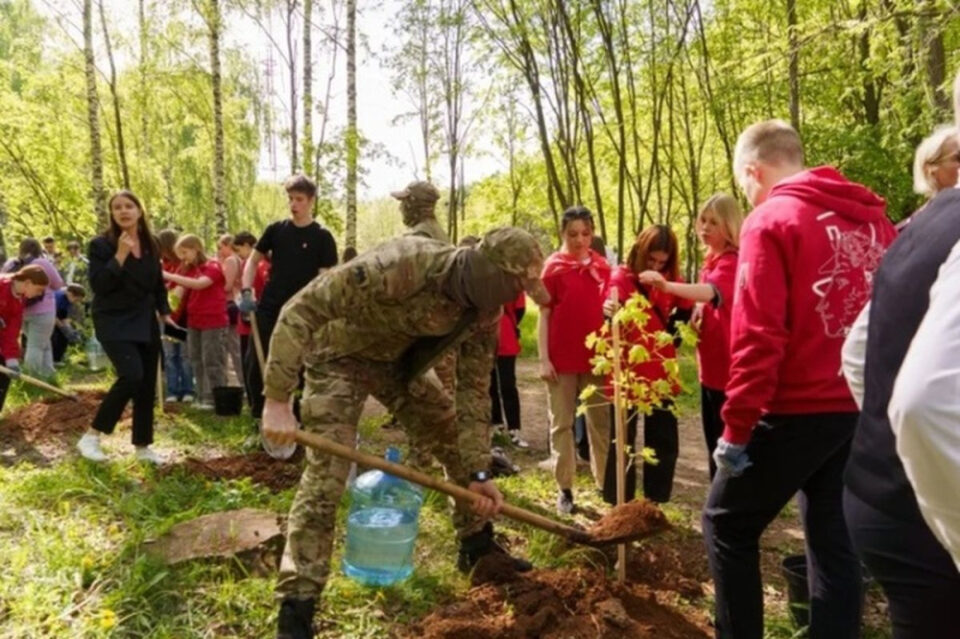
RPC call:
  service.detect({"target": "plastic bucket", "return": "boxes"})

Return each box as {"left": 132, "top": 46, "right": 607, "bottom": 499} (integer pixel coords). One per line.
{"left": 781, "top": 554, "right": 871, "bottom": 630}
{"left": 212, "top": 386, "right": 244, "bottom": 416}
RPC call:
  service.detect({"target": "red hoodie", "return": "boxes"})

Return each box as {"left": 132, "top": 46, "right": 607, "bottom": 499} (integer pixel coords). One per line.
{"left": 721, "top": 166, "right": 896, "bottom": 444}
{"left": 0, "top": 277, "right": 25, "bottom": 360}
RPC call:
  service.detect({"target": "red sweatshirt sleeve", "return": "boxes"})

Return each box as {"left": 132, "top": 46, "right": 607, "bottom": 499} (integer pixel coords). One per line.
{"left": 0, "top": 283, "right": 23, "bottom": 361}
{"left": 721, "top": 220, "right": 791, "bottom": 444}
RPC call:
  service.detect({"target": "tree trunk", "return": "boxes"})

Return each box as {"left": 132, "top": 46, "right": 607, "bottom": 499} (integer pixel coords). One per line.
{"left": 786, "top": 0, "right": 800, "bottom": 131}
{"left": 287, "top": 0, "right": 299, "bottom": 172}
{"left": 99, "top": 0, "right": 130, "bottom": 190}
{"left": 345, "top": 0, "right": 357, "bottom": 249}
{"left": 921, "top": 0, "right": 948, "bottom": 116}
{"left": 138, "top": 0, "right": 149, "bottom": 155}
{"left": 83, "top": 0, "right": 106, "bottom": 221}
{"left": 207, "top": 0, "right": 227, "bottom": 234}
{"left": 302, "top": 0, "right": 314, "bottom": 178}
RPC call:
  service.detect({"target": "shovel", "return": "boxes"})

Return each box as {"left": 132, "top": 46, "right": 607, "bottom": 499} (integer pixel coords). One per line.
{"left": 294, "top": 430, "right": 669, "bottom": 548}
{"left": 0, "top": 364, "right": 79, "bottom": 401}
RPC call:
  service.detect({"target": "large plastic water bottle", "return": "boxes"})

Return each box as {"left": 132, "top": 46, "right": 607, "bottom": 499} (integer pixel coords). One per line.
{"left": 85, "top": 335, "right": 107, "bottom": 371}
{"left": 343, "top": 447, "right": 423, "bottom": 586}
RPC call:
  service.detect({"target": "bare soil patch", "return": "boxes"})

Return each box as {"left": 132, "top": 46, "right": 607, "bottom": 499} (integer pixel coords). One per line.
{"left": 163, "top": 450, "right": 304, "bottom": 492}
{"left": 404, "top": 562, "right": 711, "bottom": 639}
{"left": 0, "top": 391, "right": 123, "bottom": 464}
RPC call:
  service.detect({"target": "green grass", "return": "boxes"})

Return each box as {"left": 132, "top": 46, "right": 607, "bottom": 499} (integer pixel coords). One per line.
{"left": 0, "top": 361, "right": 892, "bottom": 638}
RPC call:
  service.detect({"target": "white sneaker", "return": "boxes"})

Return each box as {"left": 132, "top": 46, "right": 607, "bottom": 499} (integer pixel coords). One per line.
{"left": 509, "top": 432, "right": 531, "bottom": 449}
{"left": 537, "top": 454, "right": 558, "bottom": 472}
{"left": 77, "top": 433, "right": 107, "bottom": 462}
{"left": 164, "top": 395, "right": 177, "bottom": 403}
{"left": 135, "top": 446, "right": 165, "bottom": 465}
{"left": 194, "top": 402, "right": 214, "bottom": 411}
{"left": 182, "top": 394, "right": 195, "bottom": 403}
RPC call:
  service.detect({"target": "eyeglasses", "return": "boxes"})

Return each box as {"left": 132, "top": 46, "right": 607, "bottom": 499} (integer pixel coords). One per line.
{"left": 931, "top": 150, "right": 960, "bottom": 165}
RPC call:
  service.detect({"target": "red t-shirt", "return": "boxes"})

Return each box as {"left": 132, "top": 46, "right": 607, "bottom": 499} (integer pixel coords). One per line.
{"left": 183, "top": 261, "right": 228, "bottom": 330}
{"left": 542, "top": 251, "right": 610, "bottom": 374}
{"left": 697, "top": 251, "right": 737, "bottom": 390}
{"left": 0, "top": 277, "right": 25, "bottom": 360}
{"left": 237, "top": 258, "right": 271, "bottom": 337}
{"left": 497, "top": 292, "right": 526, "bottom": 357}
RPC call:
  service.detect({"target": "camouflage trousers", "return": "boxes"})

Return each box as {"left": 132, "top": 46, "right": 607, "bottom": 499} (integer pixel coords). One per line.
{"left": 276, "top": 357, "right": 485, "bottom": 600}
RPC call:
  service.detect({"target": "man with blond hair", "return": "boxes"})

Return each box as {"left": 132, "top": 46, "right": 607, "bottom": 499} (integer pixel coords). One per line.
{"left": 841, "top": 70, "right": 960, "bottom": 637}
{"left": 702, "top": 119, "right": 896, "bottom": 638}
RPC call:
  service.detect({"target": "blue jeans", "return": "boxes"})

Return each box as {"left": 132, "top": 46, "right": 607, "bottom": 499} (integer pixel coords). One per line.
{"left": 162, "top": 339, "right": 194, "bottom": 399}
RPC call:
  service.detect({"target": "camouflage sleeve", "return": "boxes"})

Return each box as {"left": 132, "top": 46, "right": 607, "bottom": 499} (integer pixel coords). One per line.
{"left": 454, "top": 314, "right": 499, "bottom": 473}
{"left": 263, "top": 269, "right": 350, "bottom": 401}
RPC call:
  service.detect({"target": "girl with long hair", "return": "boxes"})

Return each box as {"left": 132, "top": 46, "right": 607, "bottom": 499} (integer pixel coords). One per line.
{"left": 158, "top": 228, "right": 195, "bottom": 403}
{"left": 162, "top": 234, "right": 229, "bottom": 410}
{"left": 639, "top": 194, "right": 744, "bottom": 478}
{"left": 0, "top": 265, "right": 50, "bottom": 412}
{"left": 77, "top": 190, "right": 171, "bottom": 463}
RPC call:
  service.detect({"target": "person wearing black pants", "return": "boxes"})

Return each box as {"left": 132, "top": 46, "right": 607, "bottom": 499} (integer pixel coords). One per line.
{"left": 603, "top": 403, "right": 678, "bottom": 505}
{"left": 489, "top": 357, "right": 520, "bottom": 432}
{"left": 76, "top": 190, "right": 171, "bottom": 464}
{"left": 703, "top": 414, "right": 863, "bottom": 638}
{"left": 700, "top": 386, "right": 726, "bottom": 479}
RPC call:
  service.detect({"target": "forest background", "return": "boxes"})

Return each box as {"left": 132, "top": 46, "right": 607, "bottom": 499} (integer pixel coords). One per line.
{"left": 1, "top": 0, "right": 958, "bottom": 280}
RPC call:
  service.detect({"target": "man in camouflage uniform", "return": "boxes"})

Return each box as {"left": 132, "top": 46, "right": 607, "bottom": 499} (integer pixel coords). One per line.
{"left": 392, "top": 180, "right": 449, "bottom": 243}
{"left": 262, "top": 227, "right": 549, "bottom": 639}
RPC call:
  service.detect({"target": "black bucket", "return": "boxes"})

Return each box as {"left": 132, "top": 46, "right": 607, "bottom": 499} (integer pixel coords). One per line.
{"left": 781, "top": 554, "right": 872, "bottom": 630}
{"left": 212, "top": 386, "right": 244, "bottom": 416}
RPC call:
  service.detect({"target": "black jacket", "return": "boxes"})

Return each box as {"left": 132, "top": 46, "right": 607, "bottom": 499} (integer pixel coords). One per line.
{"left": 88, "top": 235, "right": 170, "bottom": 343}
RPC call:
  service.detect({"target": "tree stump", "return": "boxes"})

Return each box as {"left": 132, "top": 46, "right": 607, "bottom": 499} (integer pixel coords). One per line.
{"left": 144, "top": 508, "right": 285, "bottom": 576}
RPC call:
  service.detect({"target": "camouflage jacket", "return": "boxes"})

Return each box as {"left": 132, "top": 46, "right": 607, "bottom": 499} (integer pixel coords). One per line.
{"left": 405, "top": 218, "right": 450, "bottom": 244}
{"left": 263, "top": 235, "right": 498, "bottom": 469}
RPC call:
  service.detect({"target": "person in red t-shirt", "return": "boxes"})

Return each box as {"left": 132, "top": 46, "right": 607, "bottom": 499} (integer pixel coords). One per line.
{"left": 0, "top": 266, "right": 49, "bottom": 412}
{"left": 490, "top": 290, "right": 527, "bottom": 447}
{"left": 604, "top": 224, "right": 692, "bottom": 505}
{"left": 539, "top": 206, "right": 611, "bottom": 515}
{"left": 232, "top": 231, "right": 270, "bottom": 413}
{"left": 157, "top": 229, "right": 195, "bottom": 403}
{"left": 162, "top": 234, "right": 229, "bottom": 410}
{"left": 639, "top": 195, "right": 743, "bottom": 479}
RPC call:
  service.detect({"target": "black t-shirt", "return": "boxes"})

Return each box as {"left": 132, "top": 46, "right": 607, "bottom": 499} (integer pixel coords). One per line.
{"left": 256, "top": 219, "right": 338, "bottom": 311}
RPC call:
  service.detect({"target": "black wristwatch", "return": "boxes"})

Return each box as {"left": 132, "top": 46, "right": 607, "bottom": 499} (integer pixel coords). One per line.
{"left": 470, "top": 470, "right": 491, "bottom": 483}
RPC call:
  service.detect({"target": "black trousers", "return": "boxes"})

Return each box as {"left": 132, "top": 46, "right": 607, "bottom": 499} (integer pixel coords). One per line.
{"left": 239, "top": 333, "right": 252, "bottom": 407}
{"left": 0, "top": 372, "right": 11, "bottom": 413}
{"left": 245, "top": 307, "right": 302, "bottom": 420}
{"left": 702, "top": 413, "right": 862, "bottom": 639}
{"left": 844, "top": 487, "right": 960, "bottom": 638}
{"left": 51, "top": 327, "right": 68, "bottom": 363}
{"left": 489, "top": 355, "right": 521, "bottom": 430}
{"left": 92, "top": 336, "right": 161, "bottom": 446}
{"left": 701, "top": 385, "right": 727, "bottom": 479}
{"left": 603, "top": 403, "right": 678, "bottom": 505}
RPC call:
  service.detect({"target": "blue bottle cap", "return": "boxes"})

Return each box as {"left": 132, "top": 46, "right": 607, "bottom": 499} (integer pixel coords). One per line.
{"left": 385, "top": 446, "right": 401, "bottom": 463}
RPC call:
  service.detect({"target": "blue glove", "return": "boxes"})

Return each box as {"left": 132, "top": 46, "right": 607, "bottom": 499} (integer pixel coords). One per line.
{"left": 4, "top": 359, "right": 21, "bottom": 379}
{"left": 713, "top": 438, "right": 752, "bottom": 476}
{"left": 238, "top": 289, "right": 257, "bottom": 314}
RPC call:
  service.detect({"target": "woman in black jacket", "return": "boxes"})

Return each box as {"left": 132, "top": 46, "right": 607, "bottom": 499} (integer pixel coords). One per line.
{"left": 76, "top": 190, "right": 171, "bottom": 463}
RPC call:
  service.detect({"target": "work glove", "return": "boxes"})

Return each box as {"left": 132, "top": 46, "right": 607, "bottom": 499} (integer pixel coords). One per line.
{"left": 4, "top": 359, "right": 21, "bottom": 378}
{"left": 713, "top": 438, "right": 752, "bottom": 476}
{"left": 238, "top": 289, "right": 257, "bottom": 314}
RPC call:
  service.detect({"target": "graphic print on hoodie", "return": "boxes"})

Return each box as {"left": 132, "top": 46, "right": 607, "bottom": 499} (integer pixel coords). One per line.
{"left": 721, "top": 166, "right": 897, "bottom": 445}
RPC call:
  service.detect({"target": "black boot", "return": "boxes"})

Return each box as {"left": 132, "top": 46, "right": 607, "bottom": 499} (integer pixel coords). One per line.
{"left": 457, "top": 523, "right": 533, "bottom": 573}
{"left": 277, "top": 598, "right": 315, "bottom": 639}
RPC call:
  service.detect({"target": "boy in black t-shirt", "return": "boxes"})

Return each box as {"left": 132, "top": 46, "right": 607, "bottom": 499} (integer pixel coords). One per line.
{"left": 239, "top": 175, "right": 338, "bottom": 420}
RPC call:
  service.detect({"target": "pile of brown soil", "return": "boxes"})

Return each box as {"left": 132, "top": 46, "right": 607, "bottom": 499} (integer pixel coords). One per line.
{"left": 165, "top": 450, "right": 304, "bottom": 492}
{"left": 405, "top": 563, "right": 711, "bottom": 639}
{"left": 587, "top": 499, "right": 672, "bottom": 545}
{"left": 0, "top": 391, "right": 120, "bottom": 463}
{"left": 625, "top": 533, "right": 713, "bottom": 599}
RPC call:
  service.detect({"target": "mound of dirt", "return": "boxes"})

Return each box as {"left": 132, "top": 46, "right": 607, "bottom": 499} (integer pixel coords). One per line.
{"left": 0, "top": 391, "right": 122, "bottom": 463}
{"left": 405, "top": 565, "right": 711, "bottom": 639}
{"left": 587, "top": 499, "right": 671, "bottom": 544}
{"left": 165, "top": 450, "right": 304, "bottom": 492}
{"left": 625, "top": 534, "right": 712, "bottom": 599}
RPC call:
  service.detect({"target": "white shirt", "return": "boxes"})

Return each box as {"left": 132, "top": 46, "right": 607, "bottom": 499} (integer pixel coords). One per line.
{"left": 841, "top": 302, "right": 870, "bottom": 409}
{"left": 887, "top": 238, "right": 960, "bottom": 570}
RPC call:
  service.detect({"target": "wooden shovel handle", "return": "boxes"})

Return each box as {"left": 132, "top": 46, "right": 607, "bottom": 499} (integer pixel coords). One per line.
{"left": 0, "top": 365, "right": 78, "bottom": 401}
{"left": 294, "top": 430, "right": 593, "bottom": 545}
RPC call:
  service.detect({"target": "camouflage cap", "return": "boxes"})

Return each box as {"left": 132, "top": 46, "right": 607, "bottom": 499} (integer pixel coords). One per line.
{"left": 478, "top": 227, "right": 550, "bottom": 306}
{"left": 390, "top": 180, "right": 440, "bottom": 204}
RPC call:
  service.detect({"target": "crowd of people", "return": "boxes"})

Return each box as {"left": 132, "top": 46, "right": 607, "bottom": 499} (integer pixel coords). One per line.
{"left": 1, "top": 71, "right": 959, "bottom": 639}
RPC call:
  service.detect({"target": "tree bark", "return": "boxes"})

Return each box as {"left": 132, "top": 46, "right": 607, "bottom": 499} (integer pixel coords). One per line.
{"left": 302, "top": 0, "right": 314, "bottom": 178}
{"left": 83, "top": 0, "right": 106, "bottom": 221}
{"left": 287, "top": 0, "right": 299, "bottom": 172}
{"left": 138, "top": 0, "right": 149, "bottom": 155}
{"left": 786, "top": 0, "right": 800, "bottom": 131}
{"left": 207, "top": 0, "right": 227, "bottom": 234}
{"left": 345, "top": 0, "right": 357, "bottom": 249}
{"left": 99, "top": 0, "right": 130, "bottom": 190}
